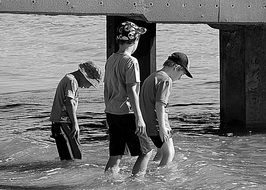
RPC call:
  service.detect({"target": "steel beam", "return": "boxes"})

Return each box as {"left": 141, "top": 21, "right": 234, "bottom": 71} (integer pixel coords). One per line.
{"left": 0, "top": 0, "right": 266, "bottom": 24}
{"left": 220, "top": 0, "right": 266, "bottom": 24}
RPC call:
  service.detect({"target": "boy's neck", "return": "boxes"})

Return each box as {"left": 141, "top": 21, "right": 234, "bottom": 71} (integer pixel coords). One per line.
{"left": 160, "top": 67, "right": 173, "bottom": 79}
{"left": 70, "top": 70, "right": 82, "bottom": 85}
{"left": 116, "top": 44, "right": 134, "bottom": 56}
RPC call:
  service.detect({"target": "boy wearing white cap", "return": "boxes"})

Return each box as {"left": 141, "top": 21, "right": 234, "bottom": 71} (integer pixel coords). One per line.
{"left": 104, "top": 21, "right": 153, "bottom": 176}
{"left": 50, "top": 61, "right": 102, "bottom": 160}
{"left": 140, "top": 52, "right": 192, "bottom": 166}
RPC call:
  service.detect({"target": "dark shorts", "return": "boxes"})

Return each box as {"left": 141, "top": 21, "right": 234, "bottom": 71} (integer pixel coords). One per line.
{"left": 150, "top": 131, "right": 173, "bottom": 148}
{"left": 106, "top": 113, "right": 152, "bottom": 156}
{"left": 150, "top": 136, "right": 164, "bottom": 148}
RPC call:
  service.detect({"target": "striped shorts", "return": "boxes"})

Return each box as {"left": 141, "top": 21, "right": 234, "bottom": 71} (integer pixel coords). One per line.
{"left": 51, "top": 122, "right": 81, "bottom": 160}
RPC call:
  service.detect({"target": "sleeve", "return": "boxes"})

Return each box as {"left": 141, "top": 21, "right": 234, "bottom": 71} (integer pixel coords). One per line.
{"left": 65, "top": 78, "right": 78, "bottom": 99}
{"left": 125, "top": 58, "right": 141, "bottom": 84}
{"left": 155, "top": 79, "right": 172, "bottom": 105}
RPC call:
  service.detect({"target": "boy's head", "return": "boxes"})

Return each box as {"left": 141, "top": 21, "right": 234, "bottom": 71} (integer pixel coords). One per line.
{"left": 78, "top": 61, "right": 102, "bottom": 88}
{"left": 116, "top": 21, "right": 147, "bottom": 44}
{"left": 164, "top": 52, "right": 193, "bottom": 78}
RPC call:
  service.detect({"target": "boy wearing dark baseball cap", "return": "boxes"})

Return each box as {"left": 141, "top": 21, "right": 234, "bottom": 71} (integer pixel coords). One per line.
{"left": 140, "top": 52, "right": 192, "bottom": 166}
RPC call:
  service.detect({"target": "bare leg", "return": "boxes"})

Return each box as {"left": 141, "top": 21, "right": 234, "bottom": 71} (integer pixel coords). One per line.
{"left": 153, "top": 148, "right": 163, "bottom": 162}
{"left": 105, "top": 155, "right": 122, "bottom": 174}
{"left": 132, "top": 149, "right": 153, "bottom": 176}
{"left": 158, "top": 138, "right": 175, "bottom": 167}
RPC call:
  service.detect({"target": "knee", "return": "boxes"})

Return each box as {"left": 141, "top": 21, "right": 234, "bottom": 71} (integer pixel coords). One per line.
{"left": 161, "top": 141, "right": 175, "bottom": 157}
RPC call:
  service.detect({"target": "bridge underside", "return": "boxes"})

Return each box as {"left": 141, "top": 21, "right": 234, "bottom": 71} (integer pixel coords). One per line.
{"left": 0, "top": 0, "right": 266, "bottom": 24}
{"left": 1, "top": 0, "right": 266, "bottom": 133}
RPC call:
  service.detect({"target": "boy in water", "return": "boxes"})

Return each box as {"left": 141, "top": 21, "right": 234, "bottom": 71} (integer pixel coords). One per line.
{"left": 50, "top": 61, "right": 102, "bottom": 160}
{"left": 104, "top": 21, "right": 153, "bottom": 176}
{"left": 140, "top": 52, "right": 193, "bottom": 166}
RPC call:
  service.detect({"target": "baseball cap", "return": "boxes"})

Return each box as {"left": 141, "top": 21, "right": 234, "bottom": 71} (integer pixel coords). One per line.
{"left": 116, "top": 21, "right": 147, "bottom": 41}
{"left": 78, "top": 61, "right": 102, "bottom": 87}
{"left": 167, "top": 52, "right": 193, "bottom": 78}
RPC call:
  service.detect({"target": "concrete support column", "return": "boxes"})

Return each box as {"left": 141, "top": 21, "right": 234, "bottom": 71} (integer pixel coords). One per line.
{"left": 220, "top": 25, "right": 266, "bottom": 132}
{"left": 106, "top": 16, "right": 156, "bottom": 81}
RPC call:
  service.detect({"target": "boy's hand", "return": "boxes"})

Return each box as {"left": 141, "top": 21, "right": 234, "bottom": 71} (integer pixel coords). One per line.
{"left": 70, "top": 124, "right": 80, "bottom": 139}
{"left": 135, "top": 118, "right": 146, "bottom": 136}
{"left": 159, "top": 128, "right": 170, "bottom": 142}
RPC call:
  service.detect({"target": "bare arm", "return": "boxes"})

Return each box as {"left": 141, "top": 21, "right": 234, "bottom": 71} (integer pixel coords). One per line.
{"left": 156, "top": 102, "right": 170, "bottom": 142}
{"left": 65, "top": 97, "right": 79, "bottom": 138}
{"left": 126, "top": 83, "right": 146, "bottom": 136}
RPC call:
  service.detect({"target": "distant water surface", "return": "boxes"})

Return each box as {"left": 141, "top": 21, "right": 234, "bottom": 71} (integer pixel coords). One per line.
{"left": 0, "top": 14, "right": 265, "bottom": 190}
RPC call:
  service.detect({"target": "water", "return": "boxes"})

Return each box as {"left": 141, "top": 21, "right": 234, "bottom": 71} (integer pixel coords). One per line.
{"left": 0, "top": 14, "right": 265, "bottom": 190}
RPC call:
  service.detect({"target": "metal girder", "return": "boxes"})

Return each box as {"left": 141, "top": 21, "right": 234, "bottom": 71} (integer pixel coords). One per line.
{"left": 0, "top": 0, "right": 266, "bottom": 24}
{"left": 220, "top": 0, "right": 266, "bottom": 24}
{"left": 138, "top": 0, "right": 219, "bottom": 23}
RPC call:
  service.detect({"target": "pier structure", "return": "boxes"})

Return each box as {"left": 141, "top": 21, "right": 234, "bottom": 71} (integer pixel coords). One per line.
{"left": 1, "top": 0, "right": 266, "bottom": 133}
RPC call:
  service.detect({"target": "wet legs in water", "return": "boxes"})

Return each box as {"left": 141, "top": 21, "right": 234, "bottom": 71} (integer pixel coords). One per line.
{"left": 153, "top": 138, "right": 175, "bottom": 167}
{"left": 105, "top": 150, "right": 153, "bottom": 176}
{"left": 105, "top": 155, "right": 122, "bottom": 174}
{"left": 132, "top": 149, "right": 153, "bottom": 176}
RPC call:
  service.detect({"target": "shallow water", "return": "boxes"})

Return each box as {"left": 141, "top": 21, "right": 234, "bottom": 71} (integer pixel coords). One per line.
{"left": 0, "top": 14, "right": 265, "bottom": 189}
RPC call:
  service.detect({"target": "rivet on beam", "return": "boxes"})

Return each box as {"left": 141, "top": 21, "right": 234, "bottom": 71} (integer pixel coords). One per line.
{"left": 99, "top": 1, "right": 103, "bottom": 6}
{"left": 65, "top": 1, "right": 74, "bottom": 8}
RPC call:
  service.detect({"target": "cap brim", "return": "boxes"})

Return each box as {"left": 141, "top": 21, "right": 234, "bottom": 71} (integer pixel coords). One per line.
{"left": 79, "top": 67, "right": 100, "bottom": 87}
{"left": 86, "top": 78, "right": 100, "bottom": 87}
{"left": 183, "top": 67, "right": 193, "bottom": 78}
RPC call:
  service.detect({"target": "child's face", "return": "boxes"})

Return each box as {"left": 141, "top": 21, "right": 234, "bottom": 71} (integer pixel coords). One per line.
{"left": 172, "top": 66, "right": 185, "bottom": 81}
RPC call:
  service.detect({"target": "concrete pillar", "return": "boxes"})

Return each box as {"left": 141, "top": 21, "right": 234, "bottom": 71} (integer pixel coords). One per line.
{"left": 220, "top": 25, "right": 266, "bottom": 133}
{"left": 106, "top": 16, "right": 156, "bottom": 81}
